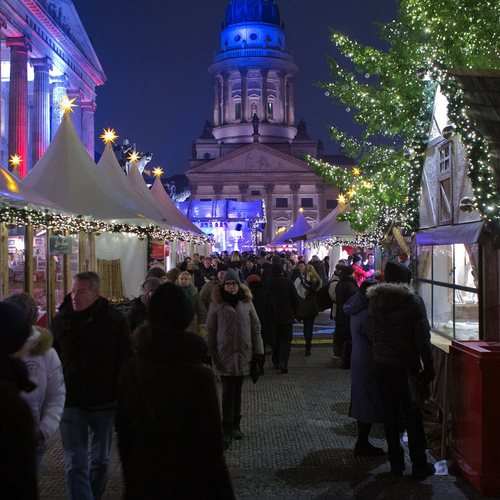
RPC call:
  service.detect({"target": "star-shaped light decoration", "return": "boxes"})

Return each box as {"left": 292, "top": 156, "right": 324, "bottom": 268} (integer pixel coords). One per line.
{"left": 57, "top": 95, "right": 77, "bottom": 113}
{"left": 299, "top": 207, "right": 304, "bottom": 213}
{"left": 9, "top": 154, "right": 22, "bottom": 167}
{"left": 153, "top": 167, "right": 164, "bottom": 177}
{"left": 100, "top": 128, "right": 118, "bottom": 144}
{"left": 347, "top": 188, "right": 356, "bottom": 199}
{"left": 352, "top": 167, "right": 360, "bottom": 176}
{"left": 337, "top": 193, "right": 346, "bottom": 205}
{"left": 128, "top": 150, "right": 141, "bottom": 163}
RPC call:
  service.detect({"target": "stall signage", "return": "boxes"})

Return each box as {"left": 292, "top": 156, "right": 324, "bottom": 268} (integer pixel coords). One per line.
{"left": 49, "top": 236, "right": 72, "bottom": 255}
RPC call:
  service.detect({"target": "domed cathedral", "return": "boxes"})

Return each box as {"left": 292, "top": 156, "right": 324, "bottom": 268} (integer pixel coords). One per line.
{"left": 186, "top": 0, "right": 346, "bottom": 245}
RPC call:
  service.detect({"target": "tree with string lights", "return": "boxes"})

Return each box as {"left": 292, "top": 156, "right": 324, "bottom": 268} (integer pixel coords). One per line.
{"left": 306, "top": 0, "right": 500, "bottom": 242}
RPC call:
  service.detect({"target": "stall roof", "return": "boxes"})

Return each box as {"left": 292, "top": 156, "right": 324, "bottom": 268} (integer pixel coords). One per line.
{"left": 23, "top": 113, "right": 154, "bottom": 224}
{"left": 272, "top": 212, "right": 312, "bottom": 244}
{"left": 150, "top": 178, "right": 203, "bottom": 234}
{"left": 96, "top": 143, "right": 170, "bottom": 229}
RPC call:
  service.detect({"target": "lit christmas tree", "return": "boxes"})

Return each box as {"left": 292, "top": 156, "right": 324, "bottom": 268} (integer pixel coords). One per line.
{"left": 307, "top": 0, "right": 500, "bottom": 242}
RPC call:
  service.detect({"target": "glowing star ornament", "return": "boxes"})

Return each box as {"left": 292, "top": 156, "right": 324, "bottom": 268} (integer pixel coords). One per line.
{"left": 100, "top": 128, "right": 118, "bottom": 144}
{"left": 9, "top": 155, "right": 22, "bottom": 167}
{"left": 153, "top": 167, "right": 164, "bottom": 177}
{"left": 353, "top": 167, "right": 360, "bottom": 176}
{"left": 337, "top": 193, "right": 346, "bottom": 205}
{"left": 128, "top": 151, "right": 141, "bottom": 163}
{"left": 58, "top": 96, "right": 77, "bottom": 113}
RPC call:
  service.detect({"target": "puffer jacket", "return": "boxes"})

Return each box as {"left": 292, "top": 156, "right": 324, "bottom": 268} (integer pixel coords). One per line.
{"left": 21, "top": 327, "right": 66, "bottom": 450}
{"left": 367, "top": 282, "right": 434, "bottom": 377}
{"left": 205, "top": 284, "right": 264, "bottom": 377}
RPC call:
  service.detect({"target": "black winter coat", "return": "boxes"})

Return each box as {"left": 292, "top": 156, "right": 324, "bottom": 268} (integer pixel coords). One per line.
{"left": 126, "top": 297, "right": 146, "bottom": 332}
{"left": 335, "top": 274, "right": 359, "bottom": 327}
{"left": 116, "top": 325, "right": 234, "bottom": 500}
{"left": 367, "top": 283, "right": 434, "bottom": 377}
{"left": 51, "top": 295, "right": 133, "bottom": 409}
{"left": 0, "top": 356, "right": 37, "bottom": 500}
{"left": 265, "top": 275, "right": 300, "bottom": 325}
{"left": 248, "top": 281, "right": 277, "bottom": 346}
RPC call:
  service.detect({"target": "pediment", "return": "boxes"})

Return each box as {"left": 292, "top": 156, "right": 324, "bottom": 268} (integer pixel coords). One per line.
{"left": 186, "top": 143, "right": 315, "bottom": 176}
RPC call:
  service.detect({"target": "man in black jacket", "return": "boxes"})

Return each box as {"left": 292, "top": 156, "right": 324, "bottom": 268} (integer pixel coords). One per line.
{"left": 266, "top": 263, "right": 299, "bottom": 373}
{"left": 367, "top": 261, "right": 435, "bottom": 479}
{"left": 51, "top": 272, "right": 133, "bottom": 500}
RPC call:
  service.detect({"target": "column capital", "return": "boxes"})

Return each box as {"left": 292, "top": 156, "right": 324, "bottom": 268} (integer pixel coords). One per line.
{"left": 290, "top": 184, "right": 301, "bottom": 194}
{"left": 315, "top": 184, "right": 325, "bottom": 194}
{"left": 260, "top": 68, "right": 269, "bottom": 77}
{"left": 30, "top": 57, "right": 53, "bottom": 71}
{"left": 50, "top": 74, "right": 69, "bottom": 87}
{"left": 81, "top": 100, "right": 97, "bottom": 113}
{"left": 238, "top": 184, "right": 249, "bottom": 195}
{"left": 189, "top": 184, "right": 198, "bottom": 196}
{"left": 239, "top": 68, "right": 248, "bottom": 77}
{"left": 6, "top": 36, "right": 32, "bottom": 52}
{"left": 264, "top": 183, "right": 275, "bottom": 195}
{"left": 213, "top": 184, "right": 224, "bottom": 195}
{"left": 67, "top": 88, "right": 84, "bottom": 99}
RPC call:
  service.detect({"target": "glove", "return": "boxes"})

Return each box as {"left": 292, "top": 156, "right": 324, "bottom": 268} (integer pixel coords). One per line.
{"left": 253, "top": 353, "right": 265, "bottom": 367}
{"left": 198, "top": 325, "right": 206, "bottom": 337}
{"left": 418, "top": 369, "right": 435, "bottom": 385}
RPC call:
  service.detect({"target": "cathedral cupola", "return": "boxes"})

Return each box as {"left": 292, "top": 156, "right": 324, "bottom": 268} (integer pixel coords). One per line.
{"left": 225, "top": 0, "right": 281, "bottom": 27}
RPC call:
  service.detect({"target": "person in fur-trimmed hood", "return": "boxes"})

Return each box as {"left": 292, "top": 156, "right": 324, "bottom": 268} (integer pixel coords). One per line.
{"left": 205, "top": 268, "right": 264, "bottom": 448}
{"left": 367, "top": 260, "right": 435, "bottom": 480}
{"left": 4, "top": 292, "right": 66, "bottom": 472}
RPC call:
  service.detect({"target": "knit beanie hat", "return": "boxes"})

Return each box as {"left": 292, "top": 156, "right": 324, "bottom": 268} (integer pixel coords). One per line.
{"left": 146, "top": 267, "right": 167, "bottom": 280}
{"left": 271, "top": 262, "right": 283, "bottom": 276}
{"left": 142, "top": 277, "right": 161, "bottom": 295}
{"left": 246, "top": 273, "right": 261, "bottom": 284}
{"left": 147, "top": 282, "right": 195, "bottom": 331}
{"left": 384, "top": 260, "right": 411, "bottom": 284}
{"left": 0, "top": 302, "right": 31, "bottom": 355}
{"left": 352, "top": 254, "right": 361, "bottom": 264}
{"left": 222, "top": 268, "right": 240, "bottom": 284}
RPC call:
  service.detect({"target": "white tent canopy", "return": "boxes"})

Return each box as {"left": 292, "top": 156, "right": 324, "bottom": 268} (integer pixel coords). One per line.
{"left": 24, "top": 113, "right": 156, "bottom": 226}
{"left": 96, "top": 143, "right": 171, "bottom": 229}
{"left": 271, "top": 212, "right": 312, "bottom": 244}
{"left": 150, "top": 177, "right": 203, "bottom": 234}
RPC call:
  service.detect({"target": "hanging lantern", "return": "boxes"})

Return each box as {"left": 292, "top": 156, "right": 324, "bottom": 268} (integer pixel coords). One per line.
{"left": 459, "top": 197, "right": 474, "bottom": 213}
{"left": 416, "top": 68, "right": 427, "bottom": 80}
{"left": 442, "top": 125, "right": 454, "bottom": 140}
{"left": 403, "top": 148, "right": 414, "bottom": 160}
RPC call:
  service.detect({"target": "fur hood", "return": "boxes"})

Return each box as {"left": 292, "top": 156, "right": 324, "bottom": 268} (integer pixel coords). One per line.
{"left": 366, "top": 282, "right": 414, "bottom": 299}
{"left": 211, "top": 283, "right": 253, "bottom": 305}
{"left": 26, "top": 327, "right": 54, "bottom": 357}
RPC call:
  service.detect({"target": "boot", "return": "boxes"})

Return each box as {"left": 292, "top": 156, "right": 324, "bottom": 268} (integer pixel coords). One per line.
{"left": 222, "top": 422, "right": 233, "bottom": 449}
{"left": 233, "top": 415, "right": 243, "bottom": 440}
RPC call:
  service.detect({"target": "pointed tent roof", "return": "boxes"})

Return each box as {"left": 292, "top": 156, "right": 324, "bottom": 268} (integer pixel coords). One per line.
{"left": 0, "top": 165, "right": 62, "bottom": 210}
{"left": 291, "top": 204, "right": 356, "bottom": 241}
{"left": 150, "top": 177, "right": 203, "bottom": 234}
{"left": 272, "top": 212, "right": 312, "bottom": 244}
{"left": 96, "top": 143, "right": 171, "bottom": 229}
{"left": 23, "top": 113, "right": 155, "bottom": 225}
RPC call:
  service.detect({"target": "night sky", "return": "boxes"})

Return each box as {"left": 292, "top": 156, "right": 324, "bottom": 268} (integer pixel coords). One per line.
{"left": 72, "top": 0, "right": 398, "bottom": 175}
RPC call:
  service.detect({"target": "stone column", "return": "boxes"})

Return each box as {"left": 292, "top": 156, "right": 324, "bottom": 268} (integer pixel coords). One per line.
{"left": 316, "top": 184, "right": 326, "bottom": 222}
{"left": 51, "top": 75, "right": 68, "bottom": 140}
{"left": 264, "top": 183, "right": 274, "bottom": 243}
{"left": 261, "top": 68, "right": 269, "bottom": 123}
{"left": 31, "top": 57, "right": 52, "bottom": 169}
{"left": 81, "top": 101, "right": 96, "bottom": 159}
{"left": 213, "top": 183, "right": 223, "bottom": 201}
{"left": 6, "top": 36, "right": 32, "bottom": 177}
{"left": 239, "top": 69, "right": 248, "bottom": 122}
{"left": 222, "top": 72, "right": 230, "bottom": 125}
{"left": 67, "top": 88, "right": 83, "bottom": 140}
{"left": 189, "top": 184, "right": 198, "bottom": 199}
{"left": 290, "top": 184, "right": 300, "bottom": 223}
{"left": 239, "top": 183, "right": 249, "bottom": 202}
{"left": 213, "top": 77, "right": 220, "bottom": 126}
{"left": 278, "top": 71, "right": 286, "bottom": 124}
{"left": 287, "top": 75, "right": 295, "bottom": 126}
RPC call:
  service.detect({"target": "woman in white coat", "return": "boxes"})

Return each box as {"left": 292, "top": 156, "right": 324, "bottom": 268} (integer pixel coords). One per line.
{"left": 205, "top": 268, "right": 264, "bottom": 449}
{"left": 4, "top": 293, "right": 66, "bottom": 472}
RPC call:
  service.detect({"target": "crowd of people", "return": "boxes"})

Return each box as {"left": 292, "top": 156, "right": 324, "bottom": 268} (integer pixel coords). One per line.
{"left": 0, "top": 247, "right": 437, "bottom": 499}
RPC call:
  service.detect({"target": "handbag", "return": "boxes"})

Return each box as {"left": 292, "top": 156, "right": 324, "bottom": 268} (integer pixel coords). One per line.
{"left": 250, "top": 357, "right": 260, "bottom": 384}
{"left": 406, "top": 368, "right": 431, "bottom": 411}
{"left": 340, "top": 340, "right": 352, "bottom": 370}
{"left": 294, "top": 277, "right": 308, "bottom": 299}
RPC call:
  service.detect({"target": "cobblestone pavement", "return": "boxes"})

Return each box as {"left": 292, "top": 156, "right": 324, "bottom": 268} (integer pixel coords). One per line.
{"left": 38, "top": 318, "right": 495, "bottom": 499}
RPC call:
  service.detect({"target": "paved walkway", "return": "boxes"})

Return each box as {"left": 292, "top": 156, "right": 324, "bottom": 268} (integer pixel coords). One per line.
{"left": 37, "top": 320, "right": 495, "bottom": 499}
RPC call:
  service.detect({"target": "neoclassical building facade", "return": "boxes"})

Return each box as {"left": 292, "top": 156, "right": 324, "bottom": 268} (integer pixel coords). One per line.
{"left": 0, "top": 0, "right": 105, "bottom": 176}
{"left": 186, "top": 0, "right": 348, "bottom": 244}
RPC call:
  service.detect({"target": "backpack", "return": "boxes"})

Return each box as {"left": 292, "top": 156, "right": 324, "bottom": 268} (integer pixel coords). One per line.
{"left": 317, "top": 283, "right": 333, "bottom": 311}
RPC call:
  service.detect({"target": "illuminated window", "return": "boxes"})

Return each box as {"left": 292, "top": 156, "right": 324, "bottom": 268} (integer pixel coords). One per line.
{"left": 276, "top": 198, "right": 288, "bottom": 208}
{"left": 301, "top": 198, "right": 313, "bottom": 208}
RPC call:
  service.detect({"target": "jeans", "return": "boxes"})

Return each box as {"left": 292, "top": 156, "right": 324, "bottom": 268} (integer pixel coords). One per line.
{"left": 59, "top": 407, "right": 116, "bottom": 500}
{"left": 272, "top": 324, "right": 293, "bottom": 366}
{"left": 303, "top": 316, "right": 315, "bottom": 350}
{"left": 374, "top": 363, "right": 428, "bottom": 470}
{"left": 220, "top": 376, "right": 244, "bottom": 423}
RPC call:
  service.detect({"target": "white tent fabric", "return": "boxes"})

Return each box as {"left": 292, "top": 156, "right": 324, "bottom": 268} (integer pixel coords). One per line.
{"left": 94, "top": 232, "right": 147, "bottom": 298}
{"left": 150, "top": 177, "right": 202, "bottom": 234}
{"left": 0, "top": 165, "right": 60, "bottom": 210}
{"left": 23, "top": 113, "right": 155, "bottom": 225}
{"left": 271, "top": 212, "right": 312, "bottom": 244}
{"left": 96, "top": 143, "right": 171, "bottom": 228}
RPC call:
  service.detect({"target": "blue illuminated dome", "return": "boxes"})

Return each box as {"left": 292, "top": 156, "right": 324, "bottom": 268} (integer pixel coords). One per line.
{"left": 225, "top": 0, "right": 281, "bottom": 27}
